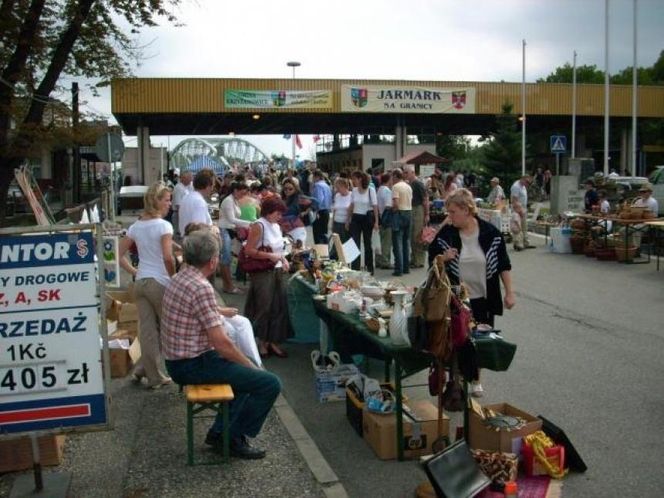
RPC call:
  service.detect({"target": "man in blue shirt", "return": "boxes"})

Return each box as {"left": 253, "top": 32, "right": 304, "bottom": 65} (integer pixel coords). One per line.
{"left": 311, "top": 170, "right": 333, "bottom": 244}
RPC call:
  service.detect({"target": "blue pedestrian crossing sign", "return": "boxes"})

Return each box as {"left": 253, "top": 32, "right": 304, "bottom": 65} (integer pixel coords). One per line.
{"left": 550, "top": 135, "right": 567, "bottom": 153}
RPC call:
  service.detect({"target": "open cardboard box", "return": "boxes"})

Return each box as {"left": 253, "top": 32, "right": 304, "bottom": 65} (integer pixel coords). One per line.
{"left": 106, "top": 289, "right": 138, "bottom": 332}
{"left": 469, "top": 402, "right": 542, "bottom": 454}
{"left": 362, "top": 400, "right": 449, "bottom": 460}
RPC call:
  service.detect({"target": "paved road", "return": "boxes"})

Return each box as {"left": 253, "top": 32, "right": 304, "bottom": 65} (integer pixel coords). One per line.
{"left": 2, "top": 232, "right": 662, "bottom": 498}
{"left": 267, "top": 235, "right": 664, "bottom": 498}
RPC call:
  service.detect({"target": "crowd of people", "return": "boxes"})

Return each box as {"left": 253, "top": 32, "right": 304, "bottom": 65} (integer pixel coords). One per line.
{"left": 116, "top": 162, "right": 525, "bottom": 459}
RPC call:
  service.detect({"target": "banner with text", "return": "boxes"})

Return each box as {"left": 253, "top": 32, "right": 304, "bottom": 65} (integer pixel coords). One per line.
{"left": 341, "top": 85, "right": 476, "bottom": 114}
{"left": 0, "top": 231, "right": 107, "bottom": 435}
{"left": 224, "top": 90, "right": 333, "bottom": 109}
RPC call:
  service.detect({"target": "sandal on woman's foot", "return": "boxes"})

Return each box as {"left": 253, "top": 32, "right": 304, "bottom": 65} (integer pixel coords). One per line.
{"left": 223, "top": 287, "right": 244, "bottom": 295}
{"left": 147, "top": 378, "right": 173, "bottom": 390}
{"left": 268, "top": 344, "right": 288, "bottom": 358}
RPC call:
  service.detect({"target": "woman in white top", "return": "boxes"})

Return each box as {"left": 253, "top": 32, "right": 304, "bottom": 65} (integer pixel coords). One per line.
{"left": 332, "top": 177, "right": 352, "bottom": 245}
{"left": 218, "top": 182, "right": 250, "bottom": 294}
{"left": 119, "top": 182, "right": 175, "bottom": 389}
{"left": 244, "top": 196, "right": 293, "bottom": 359}
{"left": 347, "top": 171, "right": 379, "bottom": 274}
{"left": 376, "top": 172, "right": 393, "bottom": 269}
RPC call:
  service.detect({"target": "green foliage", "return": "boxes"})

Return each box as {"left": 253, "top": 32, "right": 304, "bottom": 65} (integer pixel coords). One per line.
{"left": 435, "top": 134, "right": 470, "bottom": 162}
{"left": 537, "top": 50, "right": 664, "bottom": 85}
{"left": 479, "top": 102, "right": 526, "bottom": 189}
{"left": 0, "top": 0, "right": 182, "bottom": 221}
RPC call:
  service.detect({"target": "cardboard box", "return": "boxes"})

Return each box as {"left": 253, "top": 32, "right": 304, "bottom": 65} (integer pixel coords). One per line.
{"left": 362, "top": 400, "right": 449, "bottom": 460}
{"left": 0, "top": 435, "right": 66, "bottom": 472}
{"left": 345, "top": 383, "right": 405, "bottom": 437}
{"left": 469, "top": 402, "right": 542, "bottom": 454}
{"left": 314, "top": 364, "right": 360, "bottom": 403}
{"left": 105, "top": 290, "right": 138, "bottom": 327}
{"left": 109, "top": 348, "right": 132, "bottom": 378}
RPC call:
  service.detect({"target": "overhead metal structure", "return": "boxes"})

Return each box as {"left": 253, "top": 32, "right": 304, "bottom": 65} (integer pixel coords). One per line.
{"left": 169, "top": 137, "right": 270, "bottom": 173}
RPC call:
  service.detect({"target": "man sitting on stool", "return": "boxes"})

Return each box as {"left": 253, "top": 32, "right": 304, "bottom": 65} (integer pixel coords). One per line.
{"left": 160, "top": 229, "right": 281, "bottom": 459}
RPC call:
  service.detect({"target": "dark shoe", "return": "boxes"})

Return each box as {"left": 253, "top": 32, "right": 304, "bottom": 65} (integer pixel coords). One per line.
{"left": 392, "top": 272, "right": 402, "bottom": 277}
{"left": 403, "top": 270, "right": 410, "bottom": 274}
{"left": 230, "top": 436, "right": 266, "bottom": 460}
{"left": 524, "top": 245, "right": 537, "bottom": 249}
{"left": 205, "top": 430, "right": 223, "bottom": 447}
{"left": 513, "top": 246, "right": 523, "bottom": 252}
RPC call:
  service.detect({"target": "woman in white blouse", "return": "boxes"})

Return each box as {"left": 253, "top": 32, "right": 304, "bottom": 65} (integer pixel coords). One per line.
{"left": 346, "top": 171, "right": 379, "bottom": 274}
{"left": 331, "top": 177, "right": 352, "bottom": 246}
{"left": 118, "top": 181, "right": 175, "bottom": 389}
{"left": 218, "top": 182, "right": 250, "bottom": 294}
{"left": 376, "top": 172, "right": 393, "bottom": 269}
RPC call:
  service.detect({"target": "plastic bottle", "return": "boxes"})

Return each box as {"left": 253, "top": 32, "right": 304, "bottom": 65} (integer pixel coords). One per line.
{"left": 504, "top": 480, "right": 518, "bottom": 498}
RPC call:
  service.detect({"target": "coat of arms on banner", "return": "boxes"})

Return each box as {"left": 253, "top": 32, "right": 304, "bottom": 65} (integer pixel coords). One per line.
{"left": 351, "top": 88, "right": 368, "bottom": 108}
{"left": 452, "top": 91, "right": 466, "bottom": 110}
{"left": 272, "top": 90, "right": 287, "bottom": 107}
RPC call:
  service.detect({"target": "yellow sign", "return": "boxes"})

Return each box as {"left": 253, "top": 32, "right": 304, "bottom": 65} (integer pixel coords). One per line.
{"left": 224, "top": 90, "right": 333, "bottom": 109}
{"left": 341, "top": 85, "right": 476, "bottom": 114}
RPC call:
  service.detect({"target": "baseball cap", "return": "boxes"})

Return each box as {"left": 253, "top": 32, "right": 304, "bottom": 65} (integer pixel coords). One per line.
{"left": 639, "top": 183, "right": 653, "bottom": 192}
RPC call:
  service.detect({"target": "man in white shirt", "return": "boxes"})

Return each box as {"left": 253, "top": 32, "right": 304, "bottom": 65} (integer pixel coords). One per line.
{"left": 178, "top": 169, "right": 216, "bottom": 236}
{"left": 172, "top": 171, "right": 193, "bottom": 239}
{"left": 510, "top": 175, "right": 534, "bottom": 251}
{"left": 632, "top": 183, "right": 658, "bottom": 215}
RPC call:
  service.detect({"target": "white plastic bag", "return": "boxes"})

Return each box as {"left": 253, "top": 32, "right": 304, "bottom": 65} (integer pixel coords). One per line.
{"left": 372, "top": 229, "right": 381, "bottom": 255}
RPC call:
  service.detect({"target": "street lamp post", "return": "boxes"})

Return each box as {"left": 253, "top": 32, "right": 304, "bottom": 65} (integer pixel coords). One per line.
{"left": 287, "top": 62, "right": 301, "bottom": 165}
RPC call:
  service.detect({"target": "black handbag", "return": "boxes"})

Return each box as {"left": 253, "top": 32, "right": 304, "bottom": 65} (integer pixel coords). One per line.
{"left": 423, "top": 440, "right": 491, "bottom": 498}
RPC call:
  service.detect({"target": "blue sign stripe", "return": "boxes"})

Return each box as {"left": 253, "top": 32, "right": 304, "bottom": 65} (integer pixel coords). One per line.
{"left": 0, "top": 232, "right": 95, "bottom": 270}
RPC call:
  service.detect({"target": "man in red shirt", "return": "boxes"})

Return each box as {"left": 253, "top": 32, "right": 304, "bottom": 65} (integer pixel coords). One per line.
{"left": 161, "top": 229, "right": 281, "bottom": 459}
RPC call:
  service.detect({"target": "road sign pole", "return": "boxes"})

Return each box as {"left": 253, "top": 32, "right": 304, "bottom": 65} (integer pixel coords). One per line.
{"left": 107, "top": 133, "right": 115, "bottom": 222}
{"left": 556, "top": 153, "right": 560, "bottom": 175}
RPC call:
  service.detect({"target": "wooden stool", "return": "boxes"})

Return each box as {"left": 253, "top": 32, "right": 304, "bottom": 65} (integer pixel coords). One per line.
{"left": 185, "top": 384, "right": 234, "bottom": 465}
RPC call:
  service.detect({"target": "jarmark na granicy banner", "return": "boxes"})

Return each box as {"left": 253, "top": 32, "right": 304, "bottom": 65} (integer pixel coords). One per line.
{"left": 341, "top": 85, "right": 476, "bottom": 114}
{"left": 225, "top": 90, "right": 333, "bottom": 109}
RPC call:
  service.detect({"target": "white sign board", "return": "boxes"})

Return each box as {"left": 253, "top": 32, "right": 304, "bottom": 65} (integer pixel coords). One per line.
{"left": 341, "top": 85, "right": 476, "bottom": 114}
{"left": 0, "top": 231, "right": 108, "bottom": 435}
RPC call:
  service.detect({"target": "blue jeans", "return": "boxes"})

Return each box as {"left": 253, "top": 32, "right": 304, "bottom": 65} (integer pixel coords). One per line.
{"left": 166, "top": 350, "right": 281, "bottom": 438}
{"left": 392, "top": 210, "right": 412, "bottom": 275}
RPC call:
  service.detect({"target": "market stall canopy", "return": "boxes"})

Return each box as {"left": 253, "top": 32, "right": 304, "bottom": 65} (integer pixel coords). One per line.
{"left": 397, "top": 149, "right": 449, "bottom": 166}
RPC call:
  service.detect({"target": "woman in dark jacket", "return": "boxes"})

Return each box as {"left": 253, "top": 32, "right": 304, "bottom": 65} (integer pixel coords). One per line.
{"left": 428, "top": 188, "right": 515, "bottom": 397}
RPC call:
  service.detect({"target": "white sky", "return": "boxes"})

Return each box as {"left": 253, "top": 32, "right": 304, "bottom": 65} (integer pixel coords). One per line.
{"left": 74, "top": 0, "right": 664, "bottom": 158}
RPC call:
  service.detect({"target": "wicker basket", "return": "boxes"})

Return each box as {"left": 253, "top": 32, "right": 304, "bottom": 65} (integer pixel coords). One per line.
{"left": 595, "top": 247, "right": 617, "bottom": 261}
{"left": 570, "top": 237, "right": 585, "bottom": 254}
{"left": 615, "top": 245, "right": 638, "bottom": 262}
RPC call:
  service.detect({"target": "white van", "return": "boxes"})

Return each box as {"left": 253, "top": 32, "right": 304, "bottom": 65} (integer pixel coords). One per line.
{"left": 647, "top": 166, "right": 664, "bottom": 215}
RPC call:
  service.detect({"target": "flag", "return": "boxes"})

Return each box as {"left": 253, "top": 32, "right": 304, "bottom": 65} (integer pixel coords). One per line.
{"left": 312, "top": 135, "right": 321, "bottom": 143}
{"left": 283, "top": 134, "right": 291, "bottom": 140}
{"left": 295, "top": 134, "right": 303, "bottom": 149}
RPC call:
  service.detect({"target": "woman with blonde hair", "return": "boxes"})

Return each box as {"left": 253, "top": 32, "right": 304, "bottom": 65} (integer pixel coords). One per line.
{"left": 118, "top": 181, "right": 175, "bottom": 389}
{"left": 428, "top": 188, "right": 515, "bottom": 397}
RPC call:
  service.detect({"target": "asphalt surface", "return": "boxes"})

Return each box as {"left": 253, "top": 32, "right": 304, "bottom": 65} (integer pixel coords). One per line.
{"left": 2, "top": 229, "right": 663, "bottom": 498}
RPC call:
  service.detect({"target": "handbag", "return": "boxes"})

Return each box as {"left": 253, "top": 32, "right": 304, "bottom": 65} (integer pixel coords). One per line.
{"left": 238, "top": 222, "right": 277, "bottom": 273}
{"left": 413, "top": 255, "right": 452, "bottom": 322}
{"left": 449, "top": 293, "right": 472, "bottom": 347}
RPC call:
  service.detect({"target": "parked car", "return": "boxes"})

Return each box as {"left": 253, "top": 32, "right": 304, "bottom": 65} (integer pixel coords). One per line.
{"left": 647, "top": 166, "right": 664, "bottom": 215}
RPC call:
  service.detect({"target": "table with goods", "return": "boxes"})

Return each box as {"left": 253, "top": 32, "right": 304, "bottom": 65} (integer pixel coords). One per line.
{"left": 296, "top": 261, "right": 517, "bottom": 461}
{"left": 565, "top": 207, "right": 663, "bottom": 264}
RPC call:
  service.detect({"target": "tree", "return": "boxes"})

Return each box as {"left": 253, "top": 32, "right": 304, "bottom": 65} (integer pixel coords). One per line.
{"left": 435, "top": 134, "right": 470, "bottom": 163}
{"left": 479, "top": 102, "right": 526, "bottom": 189}
{"left": 0, "top": 0, "right": 181, "bottom": 223}
{"left": 537, "top": 63, "right": 605, "bottom": 84}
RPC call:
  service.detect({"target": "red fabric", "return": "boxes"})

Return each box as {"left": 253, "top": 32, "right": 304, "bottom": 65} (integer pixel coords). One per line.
{"left": 295, "top": 134, "right": 303, "bottom": 149}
